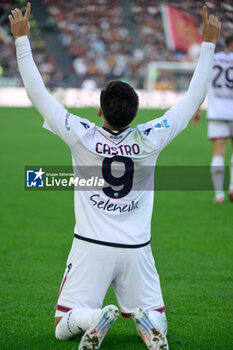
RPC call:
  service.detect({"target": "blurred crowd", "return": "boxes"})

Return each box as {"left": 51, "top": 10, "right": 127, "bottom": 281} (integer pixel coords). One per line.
{"left": 0, "top": 0, "right": 233, "bottom": 88}
{"left": 42, "top": 0, "right": 135, "bottom": 88}
{"left": 0, "top": 0, "right": 62, "bottom": 87}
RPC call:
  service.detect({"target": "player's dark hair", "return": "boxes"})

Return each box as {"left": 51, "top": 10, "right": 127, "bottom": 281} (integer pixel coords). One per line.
{"left": 100, "top": 80, "right": 139, "bottom": 128}
{"left": 225, "top": 34, "right": 233, "bottom": 47}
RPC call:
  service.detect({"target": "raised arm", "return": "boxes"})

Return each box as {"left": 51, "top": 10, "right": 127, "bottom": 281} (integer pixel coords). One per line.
{"left": 166, "top": 6, "right": 221, "bottom": 127}
{"left": 141, "top": 7, "right": 221, "bottom": 152}
{"left": 9, "top": 3, "right": 65, "bottom": 133}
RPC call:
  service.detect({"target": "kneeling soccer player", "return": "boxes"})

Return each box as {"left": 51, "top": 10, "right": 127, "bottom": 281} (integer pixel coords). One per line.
{"left": 9, "top": 3, "right": 221, "bottom": 349}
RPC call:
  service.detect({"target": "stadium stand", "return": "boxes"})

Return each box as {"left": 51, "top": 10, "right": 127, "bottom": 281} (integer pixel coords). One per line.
{"left": 0, "top": 0, "right": 62, "bottom": 86}
{"left": 1, "top": 0, "right": 233, "bottom": 88}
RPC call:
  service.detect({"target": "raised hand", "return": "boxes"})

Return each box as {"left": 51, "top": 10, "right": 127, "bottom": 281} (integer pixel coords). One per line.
{"left": 9, "top": 2, "right": 31, "bottom": 40}
{"left": 202, "top": 5, "right": 221, "bottom": 44}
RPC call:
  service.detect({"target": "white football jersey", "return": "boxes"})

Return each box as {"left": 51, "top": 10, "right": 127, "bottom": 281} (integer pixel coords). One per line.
{"left": 15, "top": 36, "right": 215, "bottom": 247}
{"left": 207, "top": 51, "right": 233, "bottom": 121}
{"left": 43, "top": 105, "right": 186, "bottom": 247}
{"left": 12, "top": 31, "right": 217, "bottom": 322}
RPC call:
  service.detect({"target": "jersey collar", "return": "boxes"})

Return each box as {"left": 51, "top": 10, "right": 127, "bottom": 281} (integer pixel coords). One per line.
{"left": 98, "top": 126, "right": 132, "bottom": 145}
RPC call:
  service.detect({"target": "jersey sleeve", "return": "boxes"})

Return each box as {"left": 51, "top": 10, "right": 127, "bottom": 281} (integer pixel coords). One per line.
{"left": 137, "top": 42, "right": 215, "bottom": 152}
{"left": 137, "top": 107, "right": 188, "bottom": 152}
{"left": 42, "top": 108, "right": 94, "bottom": 147}
{"left": 15, "top": 36, "right": 94, "bottom": 147}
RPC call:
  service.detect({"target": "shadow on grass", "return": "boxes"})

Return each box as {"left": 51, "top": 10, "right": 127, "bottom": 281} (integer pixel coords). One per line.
{"left": 62, "top": 333, "right": 146, "bottom": 350}
{"left": 5, "top": 332, "right": 146, "bottom": 350}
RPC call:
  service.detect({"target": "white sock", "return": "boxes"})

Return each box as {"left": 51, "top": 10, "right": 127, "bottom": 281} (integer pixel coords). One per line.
{"left": 148, "top": 311, "right": 167, "bottom": 335}
{"left": 211, "top": 155, "right": 225, "bottom": 200}
{"left": 55, "top": 308, "right": 101, "bottom": 340}
{"left": 229, "top": 154, "right": 233, "bottom": 191}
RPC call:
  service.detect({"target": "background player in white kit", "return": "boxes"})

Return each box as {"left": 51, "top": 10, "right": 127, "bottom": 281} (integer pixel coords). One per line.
{"left": 9, "top": 4, "right": 221, "bottom": 350}
{"left": 193, "top": 35, "right": 233, "bottom": 203}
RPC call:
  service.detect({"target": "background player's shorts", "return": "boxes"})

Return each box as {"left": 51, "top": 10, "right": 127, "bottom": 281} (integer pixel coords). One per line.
{"left": 208, "top": 120, "right": 233, "bottom": 139}
{"left": 55, "top": 238, "right": 165, "bottom": 317}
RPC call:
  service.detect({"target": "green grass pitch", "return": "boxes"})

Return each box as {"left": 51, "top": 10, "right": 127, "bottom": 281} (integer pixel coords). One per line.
{"left": 0, "top": 107, "right": 232, "bottom": 350}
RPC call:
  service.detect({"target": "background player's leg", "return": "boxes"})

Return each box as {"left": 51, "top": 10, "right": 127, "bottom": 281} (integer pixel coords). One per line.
{"left": 229, "top": 140, "right": 233, "bottom": 201}
{"left": 211, "top": 138, "right": 226, "bottom": 202}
